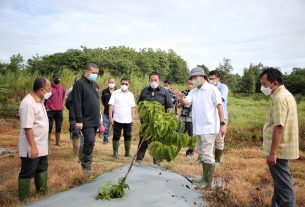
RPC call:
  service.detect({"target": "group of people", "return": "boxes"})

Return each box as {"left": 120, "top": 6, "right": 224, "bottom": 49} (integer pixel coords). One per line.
{"left": 17, "top": 64, "right": 299, "bottom": 207}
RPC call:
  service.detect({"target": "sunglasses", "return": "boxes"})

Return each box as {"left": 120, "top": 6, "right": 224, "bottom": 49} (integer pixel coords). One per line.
{"left": 121, "top": 83, "right": 129, "bottom": 86}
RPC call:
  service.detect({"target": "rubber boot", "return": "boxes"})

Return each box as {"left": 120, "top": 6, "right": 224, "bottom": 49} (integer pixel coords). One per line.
{"left": 55, "top": 132, "right": 61, "bottom": 146}
{"left": 215, "top": 149, "right": 223, "bottom": 163}
{"left": 78, "top": 146, "right": 83, "bottom": 163}
{"left": 124, "top": 140, "right": 131, "bottom": 157}
{"left": 112, "top": 140, "right": 119, "bottom": 159}
{"left": 18, "top": 178, "right": 31, "bottom": 202}
{"left": 197, "top": 163, "right": 215, "bottom": 188}
{"left": 72, "top": 139, "right": 80, "bottom": 157}
{"left": 82, "top": 155, "right": 92, "bottom": 175}
{"left": 34, "top": 170, "right": 48, "bottom": 195}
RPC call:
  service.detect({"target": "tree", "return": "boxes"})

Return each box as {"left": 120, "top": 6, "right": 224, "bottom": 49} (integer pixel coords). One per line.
{"left": 197, "top": 64, "right": 210, "bottom": 75}
{"left": 284, "top": 68, "right": 305, "bottom": 95}
{"left": 7, "top": 54, "right": 24, "bottom": 73}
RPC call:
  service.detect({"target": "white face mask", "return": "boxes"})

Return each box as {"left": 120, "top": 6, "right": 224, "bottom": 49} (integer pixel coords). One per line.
{"left": 209, "top": 80, "right": 217, "bottom": 86}
{"left": 260, "top": 85, "right": 272, "bottom": 96}
{"left": 150, "top": 81, "right": 159, "bottom": 89}
{"left": 109, "top": 83, "right": 115, "bottom": 89}
{"left": 44, "top": 91, "right": 52, "bottom": 99}
{"left": 121, "top": 85, "right": 128, "bottom": 91}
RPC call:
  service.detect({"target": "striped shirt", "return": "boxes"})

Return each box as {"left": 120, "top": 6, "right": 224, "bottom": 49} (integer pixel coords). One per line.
{"left": 263, "top": 85, "right": 299, "bottom": 159}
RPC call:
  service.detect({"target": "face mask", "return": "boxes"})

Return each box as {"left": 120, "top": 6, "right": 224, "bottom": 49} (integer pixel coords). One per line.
{"left": 54, "top": 79, "right": 60, "bottom": 84}
{"left": 150, "top": 81, "right": 159, "bottom": 89}
{"left": 89, "top": 73, "right": 98, "bottom": 81}
{"left": 109, "top": 83, "right": 115, "bottom": 89}
{"left": 209, "top": 80, "right": 217, "bottom": 86}
{"left": 43, "top": 91, "right": 52, "bottom": 99}
{"left": 121, "top": 85, "right": 128, "bottom": 91}
{"left": 192, "top": 79, "right": 201, "bottom": 87}
{"left": 260, "top": 85, "right": 272, "bottom": 96}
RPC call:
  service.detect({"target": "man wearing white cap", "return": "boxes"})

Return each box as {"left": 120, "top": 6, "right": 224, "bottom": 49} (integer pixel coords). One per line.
{"left": 174, "top": 66, "right": 226, "bottom": 188}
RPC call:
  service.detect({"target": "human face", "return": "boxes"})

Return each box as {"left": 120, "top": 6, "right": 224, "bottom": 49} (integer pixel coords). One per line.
{"left": 260, "top": 74, "right": 278, "bottom": 93}
{"left": 121, "top": 80, "right": 129, "bottom": 91}
{"left": 40, "top": 79, "right": 52, "bottom": 99}
{"left": 85, "top": 67, "right": 99, "bottom": 80}
{"left": 164, "top": 83, "right": 171, "bottom": 90}
{"left": 208, "top": 75, "right": 219, "bottom": 86}
{"left": 191, "top": 76, "right": 204, "bottom": 88}
{"left": 187, "top": 80, "right": 193, "bottom": 90}
{"left": 108, "top": 78, "right": 115, "bottom": 89}
{"left": 149, "top": 75, "right": 160, "bottom": 84}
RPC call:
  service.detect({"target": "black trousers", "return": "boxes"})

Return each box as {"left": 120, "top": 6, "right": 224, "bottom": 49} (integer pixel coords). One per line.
{"left": 19, "top": 156, "right": 48, "bottom": 179}
{"left": 47, "top": 110, "right": 63, "bottom": 133}
{"left": 184, "top": 122, "right": 194, "bottom": 154}
{"left": 113, "top": 121, "right": 132, "bottom": 141}
{"left": 136, "top": 136, "right": 149, "bottom": 161}
{"left": 269, "top": 159, "right": 296, "bottom": 207}
{"left": 81, "top": 127, "right": 97, "bottom": 157}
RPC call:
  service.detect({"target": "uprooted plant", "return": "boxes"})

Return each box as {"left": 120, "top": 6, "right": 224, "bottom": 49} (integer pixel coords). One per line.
{"left": 96, "top": 101, "right": 196, "bottom": 200}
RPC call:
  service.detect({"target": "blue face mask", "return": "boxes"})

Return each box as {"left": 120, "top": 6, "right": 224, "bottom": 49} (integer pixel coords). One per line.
{"left": 192, "top": 79, "right": 201, "bottom": 87}
{"left": 89, "top": 73, "right": 98, "bottom": 81}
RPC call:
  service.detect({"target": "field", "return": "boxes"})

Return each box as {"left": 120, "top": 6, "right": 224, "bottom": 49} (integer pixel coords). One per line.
{"left": 0, "top": 95, "right": 305, "bottom": 207}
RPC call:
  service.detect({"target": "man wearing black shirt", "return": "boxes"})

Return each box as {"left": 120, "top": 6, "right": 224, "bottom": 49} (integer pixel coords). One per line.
{"left": 101, "top": 78, "right": 116, "bottom": 145}
{"left": 71, "top": 63, "right": 101, "bottom": 174}
{"left": 136, "top": 72, "right": 174, "bottom": 165}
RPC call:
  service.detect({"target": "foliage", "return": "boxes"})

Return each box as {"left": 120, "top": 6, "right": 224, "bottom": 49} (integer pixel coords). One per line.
{"left": 138, "top": 101, "right": 196, "bottom": 162}
{"left": 96, "top": 177, "right": 129, "bottom": 200}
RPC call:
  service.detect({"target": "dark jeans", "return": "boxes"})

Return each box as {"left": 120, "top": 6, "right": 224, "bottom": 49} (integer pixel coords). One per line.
{"left": 183, "top": 121, "right": 194, "bottom": 155}
{"left": 47, "top": 110, "right": 63, "bottom": 133}
{"left": 19, "top": 156, "right": 48, "bottom": 179}
{"left": 269, "top": 159, "right": 296, "bottom": 207}
{"left": 113, "top": 121, "right": 132, "bottom": 141}
{"left": 70, "top": 120, "right": 80, "bottom": 139}
{"left": 81, "top": 127, "right": 97, "bottom": 157}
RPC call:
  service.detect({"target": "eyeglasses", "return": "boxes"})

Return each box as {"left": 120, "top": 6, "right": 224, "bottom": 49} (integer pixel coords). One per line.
{"left": 121, "top": 83, "right": 128, "bottom": 86}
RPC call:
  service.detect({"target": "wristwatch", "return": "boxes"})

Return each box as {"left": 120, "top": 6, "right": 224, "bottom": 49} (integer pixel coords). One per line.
{"left": 220, "top": 121, "right": 226, "bottom": 126}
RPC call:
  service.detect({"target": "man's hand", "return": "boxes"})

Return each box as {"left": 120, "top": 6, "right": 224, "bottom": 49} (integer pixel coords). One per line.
{"left": 30, "top": 145, "right": 39, "bottom": 159}
{"left": 172, "top": 90, "right": 184, "bottom": 100}
{"left": 109, "top": 118, "right": 114, "bottom": 125}
{"left": 220, "top": 125, "right": 226, "bottom": 136}
{"left": 76, "top": 123, "right": 83, "bottom": 129}
{"left": 267, "top": 153, "right": 277, "bottom": 166}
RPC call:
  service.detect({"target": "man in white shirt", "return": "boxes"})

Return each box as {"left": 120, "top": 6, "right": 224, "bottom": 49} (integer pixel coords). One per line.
{"left": 109, "top": 77, "right": 136, "bottom": 159}
{"left": 18, "top": 77, "right": 51, "bottom": 201}
{"left": 174, "top": 67, "right": 226, "bottom": 188}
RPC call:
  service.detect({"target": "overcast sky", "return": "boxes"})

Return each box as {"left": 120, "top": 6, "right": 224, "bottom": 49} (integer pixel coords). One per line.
{"left": 0, "top": 0, "right": 305, "bottom": 74}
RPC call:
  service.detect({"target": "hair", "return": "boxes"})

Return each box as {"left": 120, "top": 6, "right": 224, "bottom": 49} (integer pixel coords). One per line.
{"left": 149, "top": 71, "right": 160, "bottom": 79}
{"left": 208, "top": 70, "right": 221, "bottom": 78}
{"left": 33, "top": 77, "right": 47, "bottom": 92}
{"left": 164, "top": 80, "right": 172, "bottom": 85}
{"left": 108, "top": 77, "right": 115, "bottom": 81}
{"left": 188, "top": 77, "right": 192, "bottom": 81}
{"left": 121, "top": 77, "right": 129, "bottom": 83}
{"left": 259, "top": 67, "right": 283, "bottom": 84}
{"left": 85, "top": 63, "right": 98, "bottom": 70}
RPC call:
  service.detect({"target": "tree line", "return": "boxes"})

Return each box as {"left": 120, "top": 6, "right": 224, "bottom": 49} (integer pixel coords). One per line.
{"left": 0, "top": 46, "right": 304, "bottom": 95}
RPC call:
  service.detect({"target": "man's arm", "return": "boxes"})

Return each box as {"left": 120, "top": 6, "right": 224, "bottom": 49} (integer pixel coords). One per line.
{"left": 173, "top": 90, "right": 191, "bottom": 106}
{"left": 109, "top": 105, "right": 114, "bottom": 125}
{"left": 131, "top": 107, "right": 135, "bottom": 125}
{"left": 24, "top": 128, "right": 38, "bottom": 158}
{"left": 71, "top": 82, "right": 83, "bottom": 129}
{"left": 267, "top": 125, "right": 283, "bottom": 165}
{"left": 217, "top": 104, "right": 226, "bottom": 136}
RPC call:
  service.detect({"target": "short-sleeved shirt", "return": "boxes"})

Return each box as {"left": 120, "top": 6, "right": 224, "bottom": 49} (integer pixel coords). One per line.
{"left": 263, "top": 85, "right": 299, "bottom": 160}
{"left": 108, "top": 89, "right": 136, "bottom": 124}
{"left": 185, "top": 82, "right": 222, "bottom": 135}
{"left": 138, "top": 86, "right": 174, "bottom": 110}
{"left": 216, "top": 82, "right": 229, "bottom": 121}
{"left": 19, "top": 93, "right": 49, "bottom": 157}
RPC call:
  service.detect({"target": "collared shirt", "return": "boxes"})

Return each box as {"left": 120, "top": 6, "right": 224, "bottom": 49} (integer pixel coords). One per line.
{"left": 263, "top": 85, "right": 299, "bottom": 159}
{"left": 216, "top": 82, "right": 229, "bottom": 121}
{"left": 185, "top": 82, "right": 222, "bottom": 135}
{"left": 108, "top": 89, "right": 136, "bottom": 124}
{"left": 19, "top": 93, "right": 49, "bottom": 157}
{"left": 138, "top": 86, "right": 174, "bottom": 110}
{"left": 45, "top": 83, "right": 66, "bottom": 111}
{"left": 101, "top": 87, "right": 115, "bottom": 115}
{"left": 71, "top": 76, "right": 100, "bottom": 128}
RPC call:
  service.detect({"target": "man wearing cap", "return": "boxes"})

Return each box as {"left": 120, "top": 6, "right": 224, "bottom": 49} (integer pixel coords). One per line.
{"left": 174, "top": 67, "right": 226, "bottom": 188}
{"left": 45, "top": 72, "right": 66, "bottom": 146}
